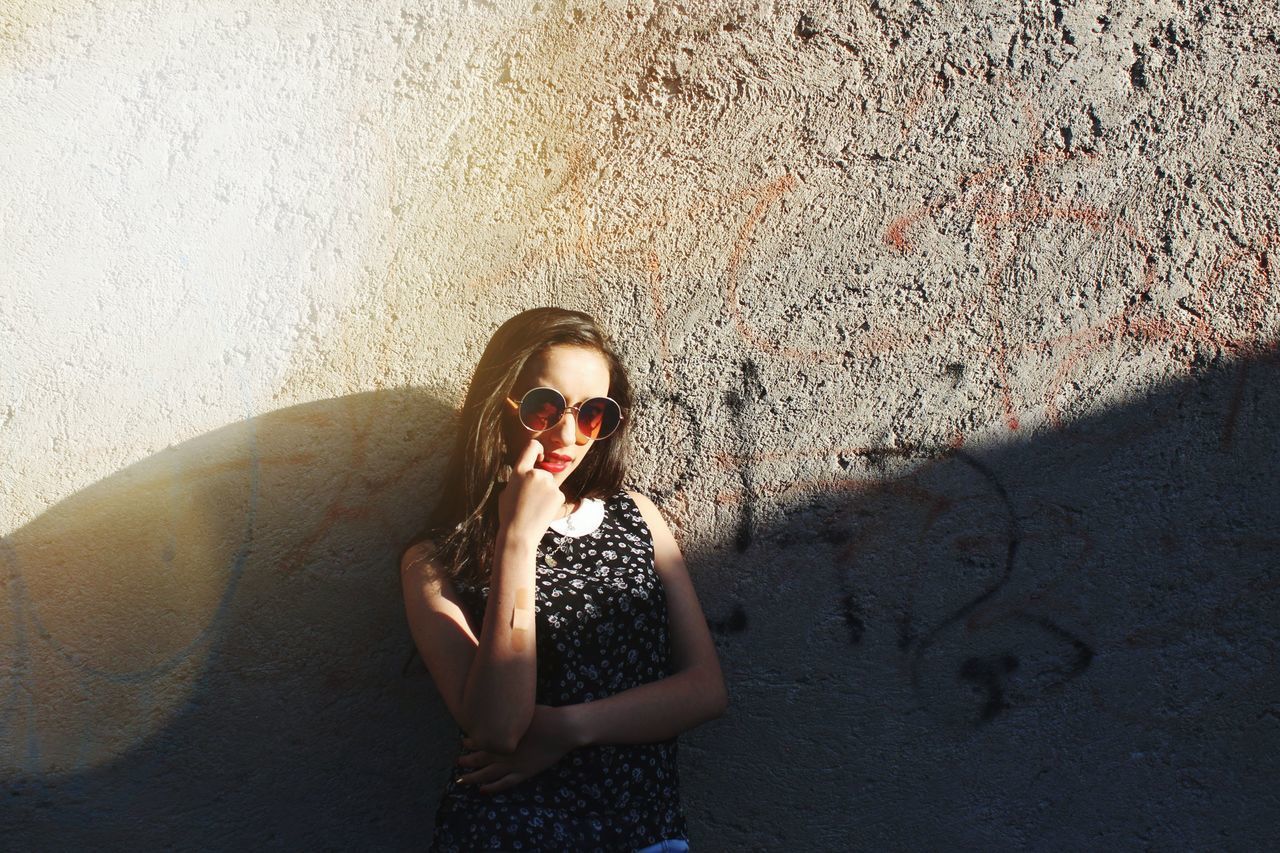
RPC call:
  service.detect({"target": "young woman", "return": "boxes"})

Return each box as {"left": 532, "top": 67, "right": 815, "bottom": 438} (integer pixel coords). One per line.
{"left": 401, "top": 307, "right": 728, "bottom": 852}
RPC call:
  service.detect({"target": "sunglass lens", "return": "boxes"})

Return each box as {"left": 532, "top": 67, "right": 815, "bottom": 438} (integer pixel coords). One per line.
{"left": 578, "top": 398, "right": 621, "bottom": 440}
{"left": 520, "top": 388, "right": 565, "bottom": 431}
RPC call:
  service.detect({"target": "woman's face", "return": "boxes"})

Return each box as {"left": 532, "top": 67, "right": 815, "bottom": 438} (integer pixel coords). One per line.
{"left": 503, "top": 344, "right": 612, "bottom": 487}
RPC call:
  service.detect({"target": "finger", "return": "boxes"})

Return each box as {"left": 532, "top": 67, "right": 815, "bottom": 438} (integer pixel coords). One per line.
{"left": 513, "top": 438, "right": 545, "bottom": 473}
{"left": 478, "top": 772, "right": 524, "bottom": 795}
{"left": 457, "top": 763, "right": 510, "bottom": 786}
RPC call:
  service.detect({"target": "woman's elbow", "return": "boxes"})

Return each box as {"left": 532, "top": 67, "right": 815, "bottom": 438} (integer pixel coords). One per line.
{"left": 697, "top": 669, "right": 729, "bottom": 721}
{"left": 460, "top": 705, "right": 534, "bottom": 754}
{"left": 708, "top": 681, "right": 729, "bottom": 720}
{"left": 470, "top": 730, "right": 523, "bottom": 754}
{"left": 462, "top": 718, "right": 528, "bottom": 754}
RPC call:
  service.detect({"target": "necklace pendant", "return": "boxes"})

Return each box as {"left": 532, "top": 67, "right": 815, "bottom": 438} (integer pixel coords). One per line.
{"left": 545, "top": 553, "right": 558, "bottom": 567}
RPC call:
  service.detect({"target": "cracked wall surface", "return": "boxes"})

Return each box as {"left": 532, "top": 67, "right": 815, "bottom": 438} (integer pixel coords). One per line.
{"left": 3, "top": 0, "right": 1277, "bottom": 848}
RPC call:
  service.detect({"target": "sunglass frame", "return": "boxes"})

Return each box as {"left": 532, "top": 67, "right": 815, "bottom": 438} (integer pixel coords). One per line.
{"left": 507, "top": 386, "right": 625, "bottom": 441}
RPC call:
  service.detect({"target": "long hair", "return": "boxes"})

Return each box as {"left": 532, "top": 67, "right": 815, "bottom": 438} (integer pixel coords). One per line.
{"left": 415, "top": 307, "right": 633, "bottom": 587}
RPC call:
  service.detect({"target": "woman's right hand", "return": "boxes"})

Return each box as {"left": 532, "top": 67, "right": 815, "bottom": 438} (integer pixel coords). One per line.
{"left": 455, "top": 704, "right": 580, "bottom": 794}
{"left": 497, "top": 438, "right": 567, "bottom": 543}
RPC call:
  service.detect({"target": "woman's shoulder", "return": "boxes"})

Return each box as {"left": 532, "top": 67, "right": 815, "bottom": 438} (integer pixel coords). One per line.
{"left": 606, "top": 490, "right": 667, "bottom": 534}
{"left": 600, "top": 489, "right": 646, "bottom": 513}
{"left": 401, "top": 538, "right": 484, "bottom": 598}
{"left": 401, "top": 536, "right": 435, "bottom": 564}
{"left": 400, "top": 537, "right": 446, "bottom": 583}
{"left": 616, "top": 489, "right": 661, "bottom": 516}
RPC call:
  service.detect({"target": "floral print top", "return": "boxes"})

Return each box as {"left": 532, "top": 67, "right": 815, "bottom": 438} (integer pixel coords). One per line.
{"left": 429, "top": 491, "right": 688, "bottom": 852}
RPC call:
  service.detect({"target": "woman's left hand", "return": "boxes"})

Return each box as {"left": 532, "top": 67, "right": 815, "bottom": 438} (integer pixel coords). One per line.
{"left": 456, "top": 704, "right": 579, "bottom": 794}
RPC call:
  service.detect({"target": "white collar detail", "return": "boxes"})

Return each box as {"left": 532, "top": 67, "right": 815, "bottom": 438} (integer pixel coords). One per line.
{"left": 548, "top": 497, "right": 606, "bottom": 537}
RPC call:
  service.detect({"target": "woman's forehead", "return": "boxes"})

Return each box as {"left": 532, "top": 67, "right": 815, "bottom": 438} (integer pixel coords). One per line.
{"left": 517, "top": 345, "right": 610, "bottom": 395}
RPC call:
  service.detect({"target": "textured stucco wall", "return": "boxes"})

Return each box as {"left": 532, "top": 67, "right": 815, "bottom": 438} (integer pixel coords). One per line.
{"left": 3, "top": 0, "right": 1277, "bottom": 849}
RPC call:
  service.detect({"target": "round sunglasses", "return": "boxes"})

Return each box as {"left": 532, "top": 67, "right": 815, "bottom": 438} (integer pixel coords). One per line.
{"left": 505, "top": 386, "right": 624, "bottom": 441}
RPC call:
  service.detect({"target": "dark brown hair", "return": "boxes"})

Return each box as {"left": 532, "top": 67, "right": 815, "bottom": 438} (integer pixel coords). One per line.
{"left": 414, "top": 307, "right": 632, "bottom": 587}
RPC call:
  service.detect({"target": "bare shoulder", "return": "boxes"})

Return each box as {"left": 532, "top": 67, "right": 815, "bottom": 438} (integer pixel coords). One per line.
{"left": 400, "top": 537, "right": 477, "bottom": 639}
{"left": 626, "top": 491, "right": 669, "bottom": 531}
{"left": 400, "top": 538, "right": 444, "bottom": 585}
{"left": 626, "top": 491, "right": 685, "bottom": 567}
{"left": 626, "top": 490, "right": 659, "bottom": 514}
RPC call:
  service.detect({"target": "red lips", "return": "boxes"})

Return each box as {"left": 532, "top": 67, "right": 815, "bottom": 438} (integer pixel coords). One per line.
{"left": 536, "top": 452, "right": 573, "bottom": 472}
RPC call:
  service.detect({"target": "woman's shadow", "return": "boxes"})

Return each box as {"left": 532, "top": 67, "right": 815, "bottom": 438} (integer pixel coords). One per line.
{"left": 2, "top": 388, "right": 460, "bottom": 849}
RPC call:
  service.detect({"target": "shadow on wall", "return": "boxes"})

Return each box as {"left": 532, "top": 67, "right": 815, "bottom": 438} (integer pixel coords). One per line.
{"left": 684, "top": 347, "right": 1280, "bottom": 850}
{"left": 1, "top": 389, "right": 458, "bottom": 848}
{"left": 2, "top": 351, "right": 1278, "bottom": 850}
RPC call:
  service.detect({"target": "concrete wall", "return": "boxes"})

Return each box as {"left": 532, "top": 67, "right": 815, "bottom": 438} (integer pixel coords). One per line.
{"left": 3, "top": 0, "right": 1277, "bottom": 848}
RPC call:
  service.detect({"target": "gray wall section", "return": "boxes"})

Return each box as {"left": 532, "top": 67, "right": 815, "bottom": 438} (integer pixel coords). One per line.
{"left": 4, "top": 0, "right": 1279, "bottom": 850}
{"left": 689, "top": 358, "right": 1280, "bottom": 851}
{"left": 3, "top": 360, "right": 1277, "bottom": 850}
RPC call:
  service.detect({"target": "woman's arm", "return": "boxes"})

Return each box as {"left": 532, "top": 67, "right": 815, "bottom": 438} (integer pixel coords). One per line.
{"left": 400, "top": 439, "right": 564, "bottom": 753}
{"left": 561, "top": 491, "right": 728, "bottom": 746}
{"left": 456, "top": 491, "right": 727, "bottom": 792}
{"left": 401, "top": 536, "right": 538, "bottom": 754}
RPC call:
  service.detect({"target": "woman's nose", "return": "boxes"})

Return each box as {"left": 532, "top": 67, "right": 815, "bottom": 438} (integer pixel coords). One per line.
{"left": 548, "top": 407, "right": 578, "bottom": 447}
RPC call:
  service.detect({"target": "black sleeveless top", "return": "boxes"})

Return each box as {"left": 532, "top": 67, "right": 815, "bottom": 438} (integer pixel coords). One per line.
{"left": 429, "top": 491, "right": 688, "bottom": 852}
